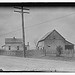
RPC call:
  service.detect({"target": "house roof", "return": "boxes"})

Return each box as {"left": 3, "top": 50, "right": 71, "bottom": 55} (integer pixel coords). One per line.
{"left": 5, "top": 37, "right": 23, "bottom": 44}
{"left": 38, "top": 29, "right": 74, "bottom": 45}
{"left": 38, "top": 29, "right": 65, "bottom": 42}
{"left": 39, "top": 31, "right": 52, "bottom": 42}
{"left": 65, "top": 40, "right": 74, "bottom": 45}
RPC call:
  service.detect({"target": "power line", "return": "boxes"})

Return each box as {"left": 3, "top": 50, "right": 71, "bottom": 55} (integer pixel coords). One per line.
{"left": 0, "top": 12, "right": 75, "bottom": 37}
{"left": 13, "top": 12, "right": 75, "bottom": 30}
{"left": 0, "top": 28, "right": 21, "bottom": 37}
{"left": 14, "top": 12, "right": 75, "bottom": 29}
{"left": 25, "top": 12, "right": 75, "bottom": 29}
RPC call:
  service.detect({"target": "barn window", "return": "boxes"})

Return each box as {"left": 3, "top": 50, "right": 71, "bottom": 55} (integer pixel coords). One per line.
{"left": 17, "top": 46, "right": 19, "bottom": 50}
{"left": 65, "top": 45, "right": 74, "bottom": 50}
{"left": 47, "top": 45, "right": 50, "bottom": 47}
{"left": 9, "top": 46, "right": 11, "bottom": 50}
{"left": 53, "top": 37, "right": 55, "bottom": 39}
{"left": 53, "top": 36, "right": 56, "bottom": 39}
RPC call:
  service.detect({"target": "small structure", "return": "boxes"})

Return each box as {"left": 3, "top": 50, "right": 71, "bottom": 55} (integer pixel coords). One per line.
{"left": 37, "top": 29, "right": 74, "bottom": 56}
{"left": 3, "top": 37, "right": 29, "bottom": 51}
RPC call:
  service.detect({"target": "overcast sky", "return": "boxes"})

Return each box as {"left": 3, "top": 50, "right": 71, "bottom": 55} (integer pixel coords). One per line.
{"left": 0, "top": 7, "right": 75, "bottom": 49}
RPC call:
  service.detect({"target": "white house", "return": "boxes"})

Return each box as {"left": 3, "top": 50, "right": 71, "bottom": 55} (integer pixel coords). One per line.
{"left": 3, "top": 37, "right": 29, "bottom": 51}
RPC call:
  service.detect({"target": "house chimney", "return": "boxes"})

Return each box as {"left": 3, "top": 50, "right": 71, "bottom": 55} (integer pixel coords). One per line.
{"left": 27, "top": 42, "right": 29, "bottom": 46}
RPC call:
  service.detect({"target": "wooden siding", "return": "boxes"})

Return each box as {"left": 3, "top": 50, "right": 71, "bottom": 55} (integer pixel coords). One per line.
{"left": 44, "top": 39, "right": 65, "bottom": 54}
{"left": 5, "top": 44, "right": 23, "bottom": 51}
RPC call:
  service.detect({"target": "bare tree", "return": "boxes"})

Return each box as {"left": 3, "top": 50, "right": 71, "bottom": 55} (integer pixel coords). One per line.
{"left": 33, "top": 39, "right": 38, "bottom": 49}
{"left": 56, "top": 45, "right": 63, "bottom": 57}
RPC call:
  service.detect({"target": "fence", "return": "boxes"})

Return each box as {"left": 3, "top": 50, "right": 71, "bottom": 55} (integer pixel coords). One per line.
{"left": 0, "top": 49, "right": 74, "bottom": 58}
{"left": 0, "top": 49, "right": 24, "bottom": 57}
{"left": 0, "top": 49, "right": 45, "bottom": 57}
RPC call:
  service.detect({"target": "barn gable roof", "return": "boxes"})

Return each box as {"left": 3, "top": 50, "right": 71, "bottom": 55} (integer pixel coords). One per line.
{"left": 38, "top": 29, "right": 74, "bottom": 45}
{"left": 38, "top": 29, "right": 65, "bottom": 42}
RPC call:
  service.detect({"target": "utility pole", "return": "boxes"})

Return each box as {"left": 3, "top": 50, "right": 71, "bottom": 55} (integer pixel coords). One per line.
{"left": 14, "top": 6, "right": 29, "bottom": 57}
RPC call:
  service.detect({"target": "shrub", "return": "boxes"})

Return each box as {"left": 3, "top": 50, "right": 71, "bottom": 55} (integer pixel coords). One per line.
{"left": 56, "top": 45, "right": 63, "bottom": 56}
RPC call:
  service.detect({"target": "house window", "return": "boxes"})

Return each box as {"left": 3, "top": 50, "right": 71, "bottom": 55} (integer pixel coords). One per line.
{"left": 9, "top": 46, "right": 11, "bottom": 50}
{"left": 54, "top": 37, "right": 55, "bottom": 39}
{"left": 53, "top": 35, "right": 56, "bottom": 39}
{"left": 17, "top": 46, "right": 19, "bottom": 50}
{"left": 47, "top": 45, "right": 50, "bottom": 47}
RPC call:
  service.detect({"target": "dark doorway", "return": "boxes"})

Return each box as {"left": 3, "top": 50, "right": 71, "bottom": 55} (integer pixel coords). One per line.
{"left": 17, "top": 46, "right": 19, "bottom": 50}
{"left": 9, "top": 46, "right": 11, "bottom": 50}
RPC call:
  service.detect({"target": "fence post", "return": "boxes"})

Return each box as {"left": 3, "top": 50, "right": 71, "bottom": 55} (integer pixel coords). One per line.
{"left": 43, "top": 47, "right": 46, "bottom": 56}
{"left": 72, "top": 49, "right": 74, "bottom": 57}
{"left": 45, "top": 49, "right": 46, "bottom": 56}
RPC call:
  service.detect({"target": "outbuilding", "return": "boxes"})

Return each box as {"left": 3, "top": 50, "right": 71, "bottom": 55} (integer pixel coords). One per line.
{"left": 37, "top": 29, "right": 74, "bottom": 56}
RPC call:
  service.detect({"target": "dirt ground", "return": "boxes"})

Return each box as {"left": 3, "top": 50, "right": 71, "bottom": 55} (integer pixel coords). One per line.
{"left": 0, "top": 55, "right": 75, "bottom": 72}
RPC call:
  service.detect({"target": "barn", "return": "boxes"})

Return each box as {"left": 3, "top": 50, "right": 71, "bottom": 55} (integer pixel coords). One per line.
{"left": 37, "top": 29, "right": 74, "bottom": 55}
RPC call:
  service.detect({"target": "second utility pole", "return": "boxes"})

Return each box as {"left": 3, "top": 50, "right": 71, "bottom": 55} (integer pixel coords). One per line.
{"left": 14, "top": 6, "right": 29, "bottom": 57}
